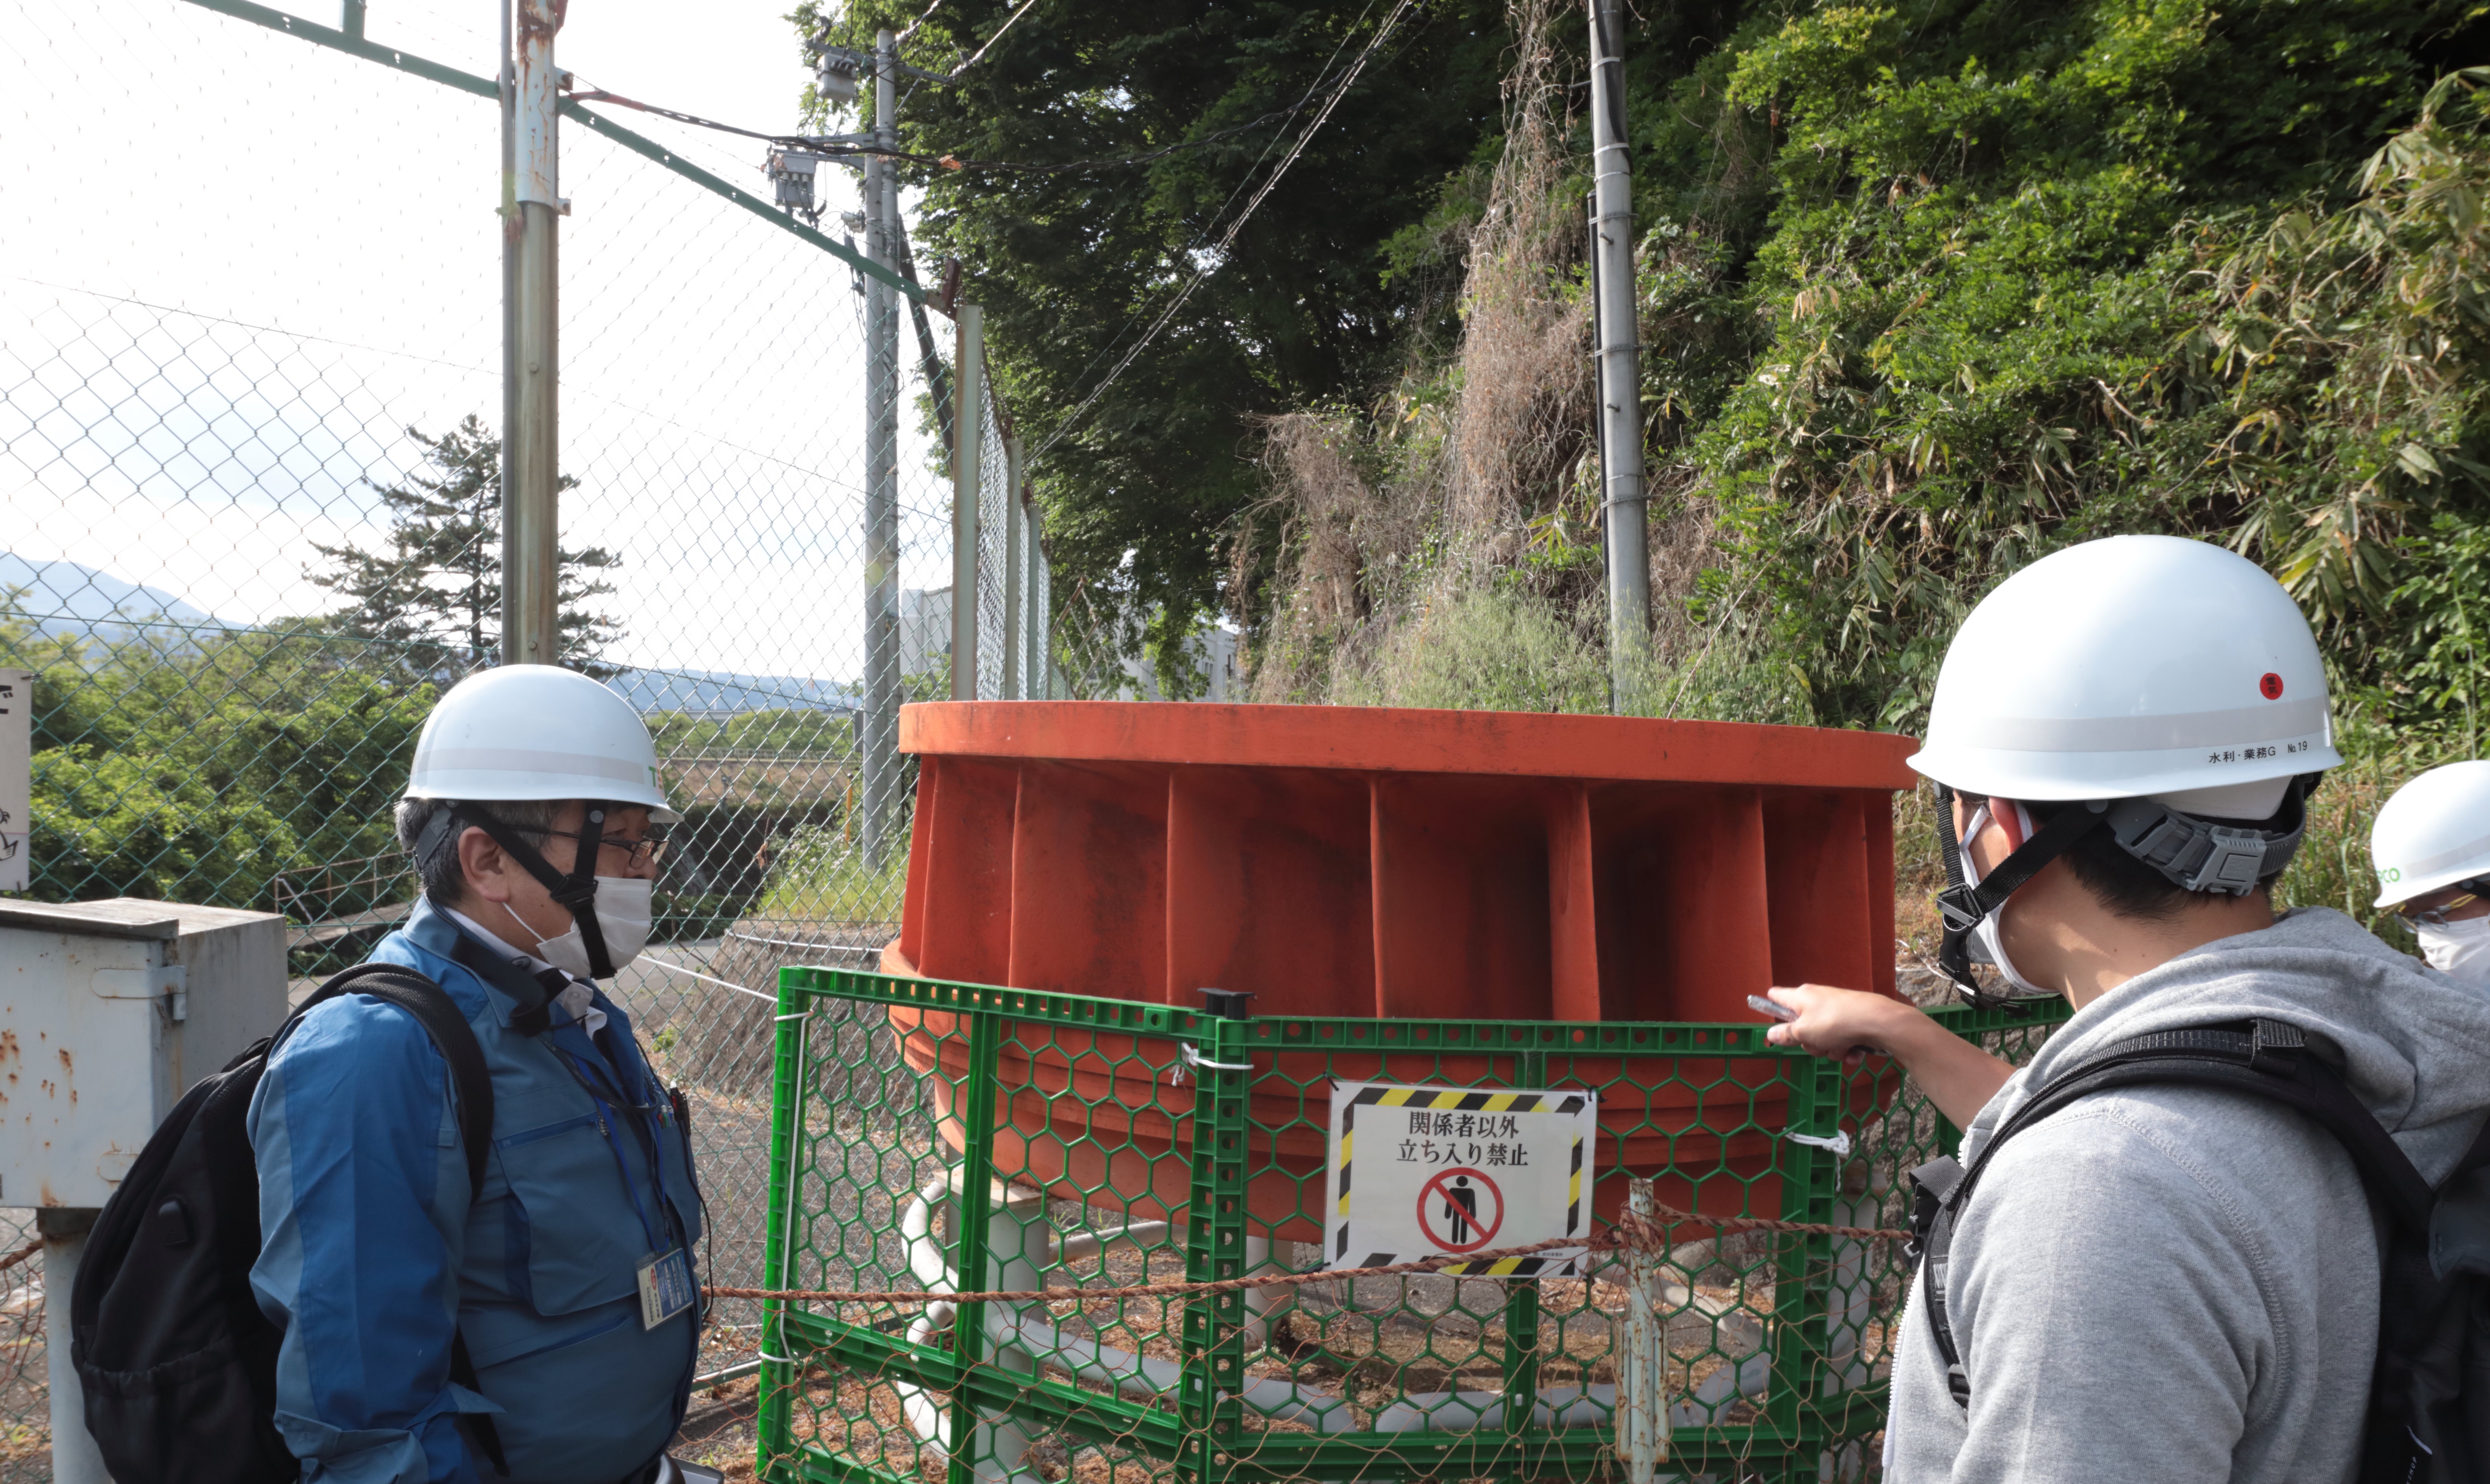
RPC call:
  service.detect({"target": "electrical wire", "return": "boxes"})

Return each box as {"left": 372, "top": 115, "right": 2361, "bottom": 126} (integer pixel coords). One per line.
{"left": 1031, "top": 0, "right": 1418, "bottom": 458}
{"left": 895, "top": 0, "right": 947, "bottom": 44}
{"left": 1033, "top": 0, "right": 1377, "bottom": 404}
{"left": 565, "top": 76, "right": 1329, "bottom": 175}
{"left": 951, "top": 0, "right": 1043, "bottom": 75}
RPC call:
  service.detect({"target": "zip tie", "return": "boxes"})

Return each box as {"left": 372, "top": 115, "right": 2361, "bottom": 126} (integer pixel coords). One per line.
{"left": 1181, "top": 1043, "right": 1255, "bottom": 1073}
{"left": 1785, "top": 1129, "right": 1853, "bottom": 1159}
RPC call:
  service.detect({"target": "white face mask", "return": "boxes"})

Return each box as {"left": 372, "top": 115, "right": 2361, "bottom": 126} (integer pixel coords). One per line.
{"left": 503, "top": 875, "right": 653, "bottom": 980}
{"left": 2417, "top": 914, "right": 2490, "bottom": 987}
{"left": 1961, "top": 801, "right": 2054, "bottom": 996}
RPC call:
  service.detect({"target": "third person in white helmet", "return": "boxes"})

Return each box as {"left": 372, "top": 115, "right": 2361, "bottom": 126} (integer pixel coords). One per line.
{"left": 1757, "top": 535, "right": 2490, "bottom": 1483}
{"left": 2370, "top": 758, "right": 2490, "bottom": 987}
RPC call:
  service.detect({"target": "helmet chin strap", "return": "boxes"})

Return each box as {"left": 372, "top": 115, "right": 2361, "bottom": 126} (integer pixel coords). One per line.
{"left": 417, "top": 802, "right": 616, "bottom": 980}
{"left": 1933, "top": 787, "right": 2109, "bottom": 1010}
{"left": 1930, "top": 774, "right": 2318, "bottom": 1008}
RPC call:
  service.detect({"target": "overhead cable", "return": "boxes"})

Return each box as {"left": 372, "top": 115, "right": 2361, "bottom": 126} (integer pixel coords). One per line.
{"left": 951, "top": 0, "right": 1043, "bottom": 75}
{"left": 563, "top": 75, "right": 1329, "bottom": 175}
{"left": 1031, "top": 0, "right": 1419, "bottom": 458}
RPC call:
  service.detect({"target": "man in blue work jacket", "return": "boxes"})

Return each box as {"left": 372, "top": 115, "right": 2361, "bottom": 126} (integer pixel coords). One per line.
{"left": 250, "top": 665, "right": 704, "bottom": 1484}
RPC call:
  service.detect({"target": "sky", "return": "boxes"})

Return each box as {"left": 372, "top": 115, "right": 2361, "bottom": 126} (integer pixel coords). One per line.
{"left": 2, "top": 0, "right": 970, "bottom": 684}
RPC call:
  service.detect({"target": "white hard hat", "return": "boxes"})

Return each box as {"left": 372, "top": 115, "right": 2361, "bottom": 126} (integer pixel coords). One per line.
{"left": 1907, "top": 535, "right": 2340, "bottom": 808}
{"left": 406, "top": 664, "right": 679, "bottom": 823}
{"left": 2371, "top": 760, "right": 2490, "bottom": 907}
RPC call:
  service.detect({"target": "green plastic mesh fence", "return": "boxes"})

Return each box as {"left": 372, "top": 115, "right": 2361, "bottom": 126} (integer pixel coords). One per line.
{"left": 751, "top": 969, "right": 2071, "bottom": 1484}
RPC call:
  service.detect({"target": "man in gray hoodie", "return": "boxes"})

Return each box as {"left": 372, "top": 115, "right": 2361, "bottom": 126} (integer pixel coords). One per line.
{"left": 1763, "top": 535, "right": 2490, "bottom": 1482}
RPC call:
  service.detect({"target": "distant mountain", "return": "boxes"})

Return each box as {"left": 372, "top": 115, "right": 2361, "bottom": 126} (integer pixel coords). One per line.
{"left": 1, "top": 555, "right": 857, "bottom": 717}
{"left": 0, "top": 553, "right": 231, "bottom": 640}
{"left": 602, "top": 668, "right": 859, "bottom": 715}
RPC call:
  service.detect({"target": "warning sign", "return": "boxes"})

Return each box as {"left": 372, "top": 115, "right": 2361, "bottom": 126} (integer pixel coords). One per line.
{"left": 0, "top": 670, "right": 27, "bottom": 894}
{"left": 1322, "top": 1081, "right": 1598, "bottom": 1276}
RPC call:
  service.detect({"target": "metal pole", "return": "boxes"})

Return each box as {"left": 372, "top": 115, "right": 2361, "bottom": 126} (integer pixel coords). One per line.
{"left": 1026, "top": 506, "right": 1046, "bottom": 699}
{"left": 1588, "top": 0, "right": 1648, "bottom": 713}
{"left": 950, "top": 302, "right": 983, "bottom": 701}
{"left": 510, "top": 0, "right": 562, "bottom": 666}
{"left": 41, "top": 1208, "right": 105, "bottom": 1484}
{"left": 860, "top": 28, "right": 901, "bottom": 869}
{"left": 1620, "top": 1177, "right": 1667, "bottom": 1483}
{"left": 1002, "top": 436, "right": 1023, "bottom": 699}
{"left": 497, "top": 0, "right": 520, "bottom": 667}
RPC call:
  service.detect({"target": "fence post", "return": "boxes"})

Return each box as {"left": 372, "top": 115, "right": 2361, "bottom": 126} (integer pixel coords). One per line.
{"left": 860, "top": 26, "right": 903, "bottom": 868}
{"left": 507, "top": 0, "right": 563, "bottom": 667}
{"left": 1002, "top": 434, "right": 1023, "bottom": 699}
{"left": 1588, "top": 0, "right": 1648, "bottom": 713}
{"left": 1621, "top": 1175, "right": 1667, "bottom": 1483}
{"left": 951, "top": 302, "right": 983, "bottom": 701}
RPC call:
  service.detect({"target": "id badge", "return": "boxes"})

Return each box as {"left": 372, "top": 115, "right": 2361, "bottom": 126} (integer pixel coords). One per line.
{"left": 637, "top": 1248, "right": 696, "bottom": 1330}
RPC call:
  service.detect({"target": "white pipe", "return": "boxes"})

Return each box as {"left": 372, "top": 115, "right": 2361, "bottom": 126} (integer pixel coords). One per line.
{"left": 1368, "top": 1353, "right": 1772, "bottom": 1436}
{"left": 1048, "top": 1219, "right": 1170, "bottom": 1264}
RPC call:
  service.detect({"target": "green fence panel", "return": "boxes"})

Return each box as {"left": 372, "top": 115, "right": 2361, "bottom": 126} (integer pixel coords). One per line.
{"left": 757, "top": 969, "right": 2073, "bottom": 1484}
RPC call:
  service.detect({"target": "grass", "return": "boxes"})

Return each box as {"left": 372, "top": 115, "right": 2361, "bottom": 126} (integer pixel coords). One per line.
{"left": 752, "top": 822, "right": 911, "bottom": 923}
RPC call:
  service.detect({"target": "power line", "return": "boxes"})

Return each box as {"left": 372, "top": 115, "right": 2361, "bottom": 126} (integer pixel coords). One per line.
{"left": 1038, "top": 0, "right": 1380, "bottom": 401}
{"left": 952, "top": 0, "right": 1043, "bottom": 75}
{"left": 1031, "top": 0, "right": 1419, "bottom": 459}
{"left": 564, "top": 79, "right": 1325, "bottom": 176}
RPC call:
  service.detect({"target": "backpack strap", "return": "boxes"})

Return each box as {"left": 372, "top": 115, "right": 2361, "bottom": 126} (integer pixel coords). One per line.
{"left": 283, "top": 962, "right": 509, "bottom": 1475}
{"left": 1913, "top": 1017, "right": 2435, "bottom": 1410}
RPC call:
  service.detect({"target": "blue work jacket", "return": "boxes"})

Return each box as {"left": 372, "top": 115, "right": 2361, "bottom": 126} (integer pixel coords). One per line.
{"left": 248, "top": 898, "right": 703, "bottom": 1484}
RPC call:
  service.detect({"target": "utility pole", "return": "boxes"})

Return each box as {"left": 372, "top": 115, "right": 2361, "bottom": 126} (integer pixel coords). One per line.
{"left": 1588, "top": 0, "right": 1648, "bottom": 713}
{"left": 506, "top": 0, "right": 563, "bottom": 668}
{"left": 859, "top": 28, "right": 903, "bottom": 867}
{"left": 497, "top": 0, "right": 519, "bottom": 665}
{"left": 1021, "top": 498, "right": 1041, "bottom": 702}
{"left": 951, "top": 302, "right": 984, "bottom": 701}
{"left": 1002, "top": 433, "right": 1023, "bottom": 699}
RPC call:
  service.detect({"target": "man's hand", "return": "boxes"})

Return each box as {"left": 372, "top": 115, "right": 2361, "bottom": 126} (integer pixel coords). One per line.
{"left": 1757, "top": 984, "right": 2020, "bottom": 1127}
{"left": 1760, "top": 983, "right": 1912, "bottom": 1067}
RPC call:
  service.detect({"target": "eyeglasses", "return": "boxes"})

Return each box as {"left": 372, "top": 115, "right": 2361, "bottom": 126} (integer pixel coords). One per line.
{"left": 515, "top": 826, "right": 670, "bottom": 869}
{"left": 2396, "top": 890, "right": 2482, "bottom": 928}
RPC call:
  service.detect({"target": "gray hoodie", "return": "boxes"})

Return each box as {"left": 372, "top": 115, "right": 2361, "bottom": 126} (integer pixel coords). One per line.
{"left": 1885, "top": 908, "right": 2490, "bottom": 1483}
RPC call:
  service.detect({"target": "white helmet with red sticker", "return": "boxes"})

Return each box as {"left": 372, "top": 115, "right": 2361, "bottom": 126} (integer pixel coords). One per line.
{"left": 1907, "top": 534, "right": 2340, "bottom": 812}
{"left": 1907, "top": 535, "right": 2338, "bottom": 1006}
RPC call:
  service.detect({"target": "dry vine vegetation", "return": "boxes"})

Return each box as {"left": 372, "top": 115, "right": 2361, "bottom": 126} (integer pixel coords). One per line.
{"left": 1235, "top": 0, "right": 1612, "bottom": 709}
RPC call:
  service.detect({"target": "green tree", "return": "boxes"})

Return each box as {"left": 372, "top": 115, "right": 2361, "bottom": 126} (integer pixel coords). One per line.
{"left": 793, "top": 0, "right": 1513, "bottom": 678}
{"left": 307, "top": 415, "right": 623, "bottom": 676}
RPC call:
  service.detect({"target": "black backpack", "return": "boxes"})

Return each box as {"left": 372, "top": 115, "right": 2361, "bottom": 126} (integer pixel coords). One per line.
{"left": 69, "top": 963, "right": 510, "bottom": 1482}
{"left": 1910, "top": 1017, "right": 2490, "bottom": 1483}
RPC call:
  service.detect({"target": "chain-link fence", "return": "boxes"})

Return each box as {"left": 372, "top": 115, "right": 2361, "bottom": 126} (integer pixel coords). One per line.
{"left": 2, "top": 0, "right": 1064, "bottom": 1472}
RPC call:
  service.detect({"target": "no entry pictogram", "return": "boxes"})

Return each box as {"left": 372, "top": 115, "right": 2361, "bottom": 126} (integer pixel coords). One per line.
{"left": 1416, "top": 1167, "right": 1503, "bottom": 1253}
{"left": 1324, "top": 1080, "right": 1597, "bottom": 1275}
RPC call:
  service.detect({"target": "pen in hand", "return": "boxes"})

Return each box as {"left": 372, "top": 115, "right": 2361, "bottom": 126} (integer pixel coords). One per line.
{"left": 1746, "top": 993, "right": 1798, "bottom": 1023}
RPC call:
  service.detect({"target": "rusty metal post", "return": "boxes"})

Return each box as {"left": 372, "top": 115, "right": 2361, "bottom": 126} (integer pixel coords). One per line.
{"left": 508, "top": 0, "right": 563, "bottom": 667}
{"left": 950, "top": 302, "right": 982, "bottom": 701}
{"left": 1002, "top": 435, "right": 1023, "bottom": 699}
{"left": 1588, "top": 0, "right": 1648, "bottom": 712}
{"left": 1620, "top": 1176, "right": 1667, "bottom": 1483}
{"left": 859, "top": 27, "right": 902, "bottom": 867}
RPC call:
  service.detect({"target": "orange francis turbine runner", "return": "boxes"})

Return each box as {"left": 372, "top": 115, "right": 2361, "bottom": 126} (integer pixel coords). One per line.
{"left": 878, "top": 701, "right": 1921, "bottom": 1241}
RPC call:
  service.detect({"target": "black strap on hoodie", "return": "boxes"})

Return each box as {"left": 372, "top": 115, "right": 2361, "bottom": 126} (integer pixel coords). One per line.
{"left": 1910, "top": 1018, "right": 2432, "bottom": 1406}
